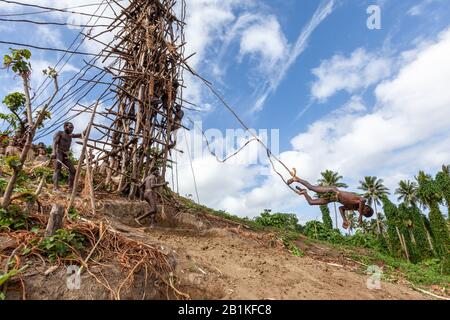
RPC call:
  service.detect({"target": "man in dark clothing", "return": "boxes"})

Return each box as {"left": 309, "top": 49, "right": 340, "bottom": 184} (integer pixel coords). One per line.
{"left": 52, "top": 122, "right": 84, "bottom": 192}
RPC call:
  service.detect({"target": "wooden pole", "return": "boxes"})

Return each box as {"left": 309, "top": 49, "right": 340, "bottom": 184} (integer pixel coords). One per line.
{"left": 65, "top": 101, "right": 99, "bottom": 219}
{"left": 45, "top": 204, "right": 64, "bottom": 237}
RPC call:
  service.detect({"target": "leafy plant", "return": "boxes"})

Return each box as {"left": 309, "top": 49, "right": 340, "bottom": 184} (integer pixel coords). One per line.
{"left": 39, "top": 229, "right": 85, "bottom": 261}
{"left": 1, "top": 92, "right": 27, "bottom": 134}
{"left": 0, "top": 205, "right": 29, "bottom": 231}
{"left": 68, "top": 207, "right": 80, "bottom": 221}
{"left": 32, "top": 167, "right": 53, "bottom": 183}
{"left": 0, "top": 178, "right": 7, "bottom": 195}
{"left": 282, "top": 238, "right": 304, "bottom": 257}
{"left": 320, "top": 205, "right": 333, "bottom": 230}
{"left": 254, "top": 210, "right": 301, "bottom": 232}
{"left": 4, "top": 155, "right": 21, "bottom": 171}
{"left": 0, "top": 266, "right": 28, "bottom": 287}
{"left": 3, "top": 48, "right": 32, "bottom": 75}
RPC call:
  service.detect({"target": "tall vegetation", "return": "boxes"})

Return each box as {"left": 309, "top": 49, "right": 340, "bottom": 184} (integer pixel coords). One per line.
{"left": 396, "top": 180, "right": 418, "bottom": 207}
{"left": 320, "top": 205, "right": 333, "bottom": 230}
{"left": 359, "top": 176, "right": 390, "bottom": 235}
{"left": 1, "top": 49, "right": 58, "bottom": 208}
{"left": 436, "top": 165, "right": 450, "bottom": 222}
{"left": 317, "top": 170, "right": 348, "bottom": 229}
{"left": 0, "top": 92, "right": 28, "bottom": 136}
{"left": 416, "top": 171, "right": 450, "bottom": 273}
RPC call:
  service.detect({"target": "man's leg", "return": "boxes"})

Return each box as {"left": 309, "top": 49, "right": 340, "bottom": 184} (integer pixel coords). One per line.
{"left": 136, "top": 191, "right": 157, "bottom": 225}
{"left": 53, "top": 154, "right": 62, "bottom": 191}
{"left": 296, "top": 177, "right": 338, "bottom": 194}
{"left": 300, "top": 190, "right": 331, "bottom": 206}
{"left": 65, "top": 156, "right": 76, "bottom": 190}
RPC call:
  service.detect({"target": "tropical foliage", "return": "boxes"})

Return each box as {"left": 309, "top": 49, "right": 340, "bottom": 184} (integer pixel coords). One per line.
{"left": 317, "top": 170, "right": 348, "bottom": 229}
{"left": 359, "top": 176, "right": 390, "bottom": 234}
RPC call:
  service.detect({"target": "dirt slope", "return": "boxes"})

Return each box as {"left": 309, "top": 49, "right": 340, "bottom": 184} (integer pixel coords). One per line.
{"left": 1, "top": 195, "right": 431, "bottom": 300}
{"left": 103, "top": 208, "right": 428, "bottom": 300}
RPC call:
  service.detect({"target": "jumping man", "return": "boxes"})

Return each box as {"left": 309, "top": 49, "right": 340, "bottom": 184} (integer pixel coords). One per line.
{"left": 287, "top": 172, "right": 374, "bottom": 229}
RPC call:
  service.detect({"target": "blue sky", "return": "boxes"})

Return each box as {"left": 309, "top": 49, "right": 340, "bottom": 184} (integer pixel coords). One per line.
{"left": 1, "top": 0, "right": 450, "bottom": 226}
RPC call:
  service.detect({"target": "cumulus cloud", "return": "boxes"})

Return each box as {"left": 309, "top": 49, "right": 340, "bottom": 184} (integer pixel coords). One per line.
{"left": 311, "top": 48, "right": 392, "bottom": 101}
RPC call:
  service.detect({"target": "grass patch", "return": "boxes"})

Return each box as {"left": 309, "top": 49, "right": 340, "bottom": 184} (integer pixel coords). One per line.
{"left": 352, "top": 250, "right": 450, "bottom": 287}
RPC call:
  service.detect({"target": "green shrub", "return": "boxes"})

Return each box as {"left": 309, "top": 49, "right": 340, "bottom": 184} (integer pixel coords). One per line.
{"left": 4, "top": 155, "right": 21, "bottom": 171}
{"left": 320, "top": 205, "right": 333, "bottom": 230}
{"left": 0, "top": 178, "right": 7, "bottom": 194}
{"left": 0, "top": 205, "right": 29, "bottom": 231}
{"left": 304, "top": 221, "right": 345, "bottom": 243}
{"left": 282, "top": 238, "right": 304, "bottom": 257}
{"left": 255, "top": 210, "right": 301, "bottom": 232}
{"left": 39, "top": 229, "right": 85, "bottom": 261}
{"left": 345, "top": 231, "right": 383, "bottom": 250}
{"left": 32, "top": 167, "right": 53, "bottom": 183}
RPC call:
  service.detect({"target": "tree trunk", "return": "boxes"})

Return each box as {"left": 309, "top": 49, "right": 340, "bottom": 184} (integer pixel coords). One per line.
{"left": 45, "top": 204, "right": 64, "bottom": 237}
{"left": 66, "top": 101, "right": 99, "bottom": 216}
{"left": 333, "top": 202, "right": 338, "bottom": 229}
{"left": 2, "top": 134, "right": 33, "bottom": 208}
{"left": 22, "top": 76, "right": 33, "bottom": 127}
{"left": 375, "top": 202, "right": 381, "bottom": 235}
{"left": 396, "top": 226, "right": 410, "bottom": 262}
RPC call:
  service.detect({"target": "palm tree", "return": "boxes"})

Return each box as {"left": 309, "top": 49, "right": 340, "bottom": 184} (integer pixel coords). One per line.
{"left": 318, "top": 170, "right": 348, "bottom": 229}
{"left": 442, "top": 164, "right": 450, "bottom": 176}
{"left": 436, "top": 165, "right": 450, "bottom": 222}
{"left": 346, "top": 211, "right": 358, "bottom": 236}
{"left": 415, "top": 171, "right": 437, "bottom": 209}
{"left": 395, "top": 180, "right": 418, "bottom": 207}
{"left": 358, "top": 176, "right": 390, "bottom": 235}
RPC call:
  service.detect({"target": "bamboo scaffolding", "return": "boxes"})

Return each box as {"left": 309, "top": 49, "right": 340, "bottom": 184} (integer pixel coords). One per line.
{"left": 80, "top": 0, "right": 187, "bottom": 198}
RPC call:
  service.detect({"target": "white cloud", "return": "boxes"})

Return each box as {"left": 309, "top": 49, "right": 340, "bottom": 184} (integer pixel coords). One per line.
{"left": 408, "top": 0, "right": 435, "bottom": 16}
{"left": 239, "top": 15, "right": 288, "bottom": 71}
{"left": 311, "top": 48, "right": 392, "bottom": 101}
{"left": 252, "top": 0, "right": 336, "bottom": 112}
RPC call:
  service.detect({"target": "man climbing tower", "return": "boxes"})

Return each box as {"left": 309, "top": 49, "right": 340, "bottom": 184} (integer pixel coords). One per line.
{"left": 287, "top": 170, "right": 374, "bottom": 229}
{"left": 135, "top": 167, "right": 168, "bottom": 227}
{"left": 52, "top": 122, "right": 85, "bottom": 192}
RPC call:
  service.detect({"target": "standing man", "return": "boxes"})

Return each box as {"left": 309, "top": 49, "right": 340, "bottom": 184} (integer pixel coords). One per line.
{"left": 52, "top": 122, "right": 84, "bottom": 192}
{"left": 135, "top": 167, "right": 168, "bottom": 226}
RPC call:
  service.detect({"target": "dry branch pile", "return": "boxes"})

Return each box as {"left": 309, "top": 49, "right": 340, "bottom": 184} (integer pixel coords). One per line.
{"left": 0, "top": 211, "right": 188, "bottom": 300}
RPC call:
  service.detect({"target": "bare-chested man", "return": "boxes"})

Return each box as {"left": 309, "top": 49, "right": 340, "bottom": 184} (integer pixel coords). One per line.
{"left": 287, "top": 174, "right": 374, "bottom": 229}
{"left": 173, "top": 104, "right": 184, "bottom": 131}
{"left": 5, "top": 139, "right": 20, "bottom": 157}
{"left": 52, "top": 122, "right": 84, "bottom": 192}
{"left": 135, "top": 167, "right": 168, "bottom": 226}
